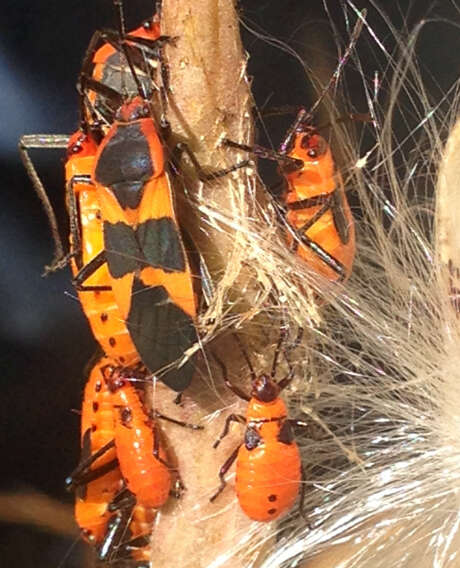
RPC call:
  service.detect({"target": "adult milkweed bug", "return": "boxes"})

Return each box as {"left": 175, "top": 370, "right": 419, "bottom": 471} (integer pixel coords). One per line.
{"left": 210, "top": 332, "right": 306, "bottom": 522}
{"left": 70, "top": 355, "right": 124, "bottom": 545}
{"left": 85, "top": 92, "right": 198, "bottom": 392}
{"left": 80, "top": 8, "right": 169, "bottom": 133}
{"left": 75, "top": 0, "right": 201, "bottom": 392}
{"left": 66, "top": 131, "right": 141, "bottom": 366}
{"left": 223, "top": 15, "right": 366, "bottom": 283}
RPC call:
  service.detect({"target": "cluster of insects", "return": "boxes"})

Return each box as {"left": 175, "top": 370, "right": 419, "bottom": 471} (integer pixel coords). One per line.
{"left": 19, "top": 1, "right": 359, "bottom": 565}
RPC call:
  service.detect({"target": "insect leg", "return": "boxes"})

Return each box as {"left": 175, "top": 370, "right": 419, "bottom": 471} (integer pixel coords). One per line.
{"left": 223, "top": 138, "right": 303, "bottom": 170}
{"left": 97, "top": 505, "right": 134, "bottom": 562}
{"left": 18, "top": 134, "right": 70, "bottom": 271}
{"left": 153, "top": 410, "right": 204, "bottom": 430}
{"left": 173, "top": 142, "right": 251, "bottom": 181}
{"left": 72, "top": 250, "right": 112, "bottom": 292}
{"left": 213, "top": 414, "right": 245, "bottom": 449}
{"left": 211, "top": 349, "right": 250, "bottom": 402}
{"left": 65, "top": 438, "right": 117, "bottom": 491}
{"left": 108, "top": 487, "right": 137, "bottom": 513}
{"left": 209, "top": 445, "right": 240, "bottom": 502}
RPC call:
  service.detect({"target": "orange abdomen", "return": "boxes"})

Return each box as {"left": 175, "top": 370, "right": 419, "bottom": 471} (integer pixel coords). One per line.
{"left": 284, "top": 138, "right": 355, "bottom": 282}
{"left": 112, "top": 382, "right": 171, "bottom": 508}
{"left": 235, "top": 438, "right": 301, "bottom": 522}
{"left": 65, "top": 155, "right": 140, "bottom": 366}
{"left": 76, "top": 357, "right": 123, "bottom": 543}
{"left": 286, "top": 185, "right": 355, "bottom": 282}
{"left": 80, "top": 357, "right": 118, "bottom": 469}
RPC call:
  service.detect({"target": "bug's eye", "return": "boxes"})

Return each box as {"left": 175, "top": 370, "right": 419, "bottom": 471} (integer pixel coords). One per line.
{"left": 67, "top": 137, "right": 84, "bottom": 158}
{"left": 68, "top": 143, "right": 82, "bottom": 155}
{"left": 300, "top": 133, "right": 327, "bottom": 159}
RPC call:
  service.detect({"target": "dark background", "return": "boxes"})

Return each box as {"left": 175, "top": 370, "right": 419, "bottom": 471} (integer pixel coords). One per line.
{"left": 1, "top": 1, "right": 459, "bottom": 566}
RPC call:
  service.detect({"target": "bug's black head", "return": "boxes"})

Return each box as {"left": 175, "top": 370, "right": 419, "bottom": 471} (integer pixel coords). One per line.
{"left": 251, "top": 374, "right": 280, "bottom": 403}
{"left": 297, "top": 126, "right": 328, "bottom": 160}
{"left": 104, "top": 366, "right": 126, "bottom": 393}
{"left": 116, "top": 96, "right": 150, "bottom": 122}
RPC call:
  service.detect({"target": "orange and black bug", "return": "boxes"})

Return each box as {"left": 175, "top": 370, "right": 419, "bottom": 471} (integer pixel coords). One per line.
{"left": 104, "top": 365, "right": 172, "bottom": 509}
{"left": 67, "top": 358, "right": 161, "bottom": 565}
{"left": 210, "top": 333, "right": 305, "bottom": 522}
{"left": 225, "top": 113, "right": 355, "bottom": 283}
{"left": 90, "top": 95, "right": 197, "bottom": 392}
{"left": 280, "top": 111, "right": 355, "bottom": 282}
{"left": 64, "top": 131, "right": 141, "bottom": 366}
{"left": 80, "top": 9, "right": 168, "bottom": 132}
{"left": 102, "top": 363, "right": 203, "bottom": 509}
{"left": 75, "top": 2, "right": 199, "bottom": 391}
{"left": 222, "top": 15, "right": 366, "bottom": 283}
{"left": 69, "top": 355, "right": 124, "bottom": 545}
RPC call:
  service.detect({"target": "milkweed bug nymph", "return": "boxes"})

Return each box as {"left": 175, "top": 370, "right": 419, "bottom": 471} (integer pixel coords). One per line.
{"left": 210, "top": 331, "right": 306, "bottom": 522}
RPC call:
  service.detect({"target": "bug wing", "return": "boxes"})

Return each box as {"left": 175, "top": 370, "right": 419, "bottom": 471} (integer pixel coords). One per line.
{"left": 93, "top": 122, "right": 197, "bottom": 391}
{"left": 129, "top": 174, "right": 197, "bottom": 391}
{"left": 330, "top": 180, "right": 352, "bottom": 244}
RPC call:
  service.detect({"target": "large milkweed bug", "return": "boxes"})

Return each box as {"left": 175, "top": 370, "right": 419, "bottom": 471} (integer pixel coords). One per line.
{"left": 18, "top": 10, "right": 166, "bottom": 367}
{"left": 86, "top": 91, "right": 198, "bottom": 392}
{"left": 223, "top": 15, "right": 366, "bottom": 283}
{"left": 210, "top": 332, "right": 305, "bottom": 522}
{"left": 225, "top": 112, "right": 355, "bottom": 282}
{"left": 70, "top": 355, "right": 124, "bottom": 545}
{"left": 100, "top": 361, "right": 203, "bottom": 509}
{"left": 74, "top": 1, "right": 199, "bottom": 392}
{"left": 68, "top": 357, "right": 160, "bottom": 566}
{"left": 80, "top": 9, "right": 169, "bottom": 132}
{"left": 66, "top": 131, "right": 142, "bottom": 366}
{"left": 104, "top": 364, "right": 178, "bottom": 509}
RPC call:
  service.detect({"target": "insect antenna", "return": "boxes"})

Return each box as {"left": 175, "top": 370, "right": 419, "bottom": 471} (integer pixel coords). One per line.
{"left": 307, "top": 9, "right": 366, "bottom": 118}
{"left": 232, "top": 333, "right": 257, "bottom": 383}
{"left": 271, "top": 325, "right": 288, "bottom": 378}
{"left": 279, "top": 10, "right": 366, "bottom": 155}
{"left": 112, "top": 0, "right": 147, "bottom": 99}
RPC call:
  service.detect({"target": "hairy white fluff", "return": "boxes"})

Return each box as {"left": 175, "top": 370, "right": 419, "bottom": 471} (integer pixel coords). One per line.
{"left": 188, "top": 3, "right": 460, "bottom": 567}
